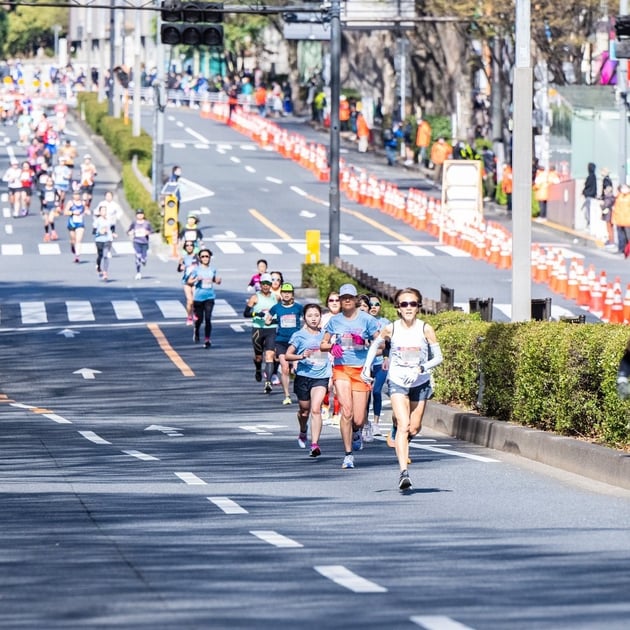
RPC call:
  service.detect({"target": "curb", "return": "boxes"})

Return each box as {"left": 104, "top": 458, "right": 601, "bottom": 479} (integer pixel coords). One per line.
{"left": 424, "top": 402, "right": 630, "bottom": 490}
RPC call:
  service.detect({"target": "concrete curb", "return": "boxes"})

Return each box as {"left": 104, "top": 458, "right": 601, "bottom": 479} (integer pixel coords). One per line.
{"left": 424, "top": 401, "right": 630, "bottom": 490}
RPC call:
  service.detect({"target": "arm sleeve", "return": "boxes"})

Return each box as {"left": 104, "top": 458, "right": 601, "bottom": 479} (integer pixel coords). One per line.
{"left": 363, "top": 337, "right": 385, "bottom": 373}
{"left": 422, "top": 343, "right": 443, "bottom": 372}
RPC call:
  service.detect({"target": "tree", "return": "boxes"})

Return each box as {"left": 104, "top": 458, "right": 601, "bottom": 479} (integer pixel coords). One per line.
{"left": 3, "top": 3, "right": 68, "bottom": 58}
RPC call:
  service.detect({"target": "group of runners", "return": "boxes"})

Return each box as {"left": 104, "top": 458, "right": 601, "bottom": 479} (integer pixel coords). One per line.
{"left": 242, "top": 265, "right": 444, "bottom": 490}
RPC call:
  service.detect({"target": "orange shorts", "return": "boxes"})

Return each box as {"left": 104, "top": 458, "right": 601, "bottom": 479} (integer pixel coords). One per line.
{"left": 332, "top": 365, "right": 371, "bottom": 393}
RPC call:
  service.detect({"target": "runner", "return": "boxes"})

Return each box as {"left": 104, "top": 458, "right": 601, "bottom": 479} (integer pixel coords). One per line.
{"left": 268, "top": 270, "right": 284, "bottom": 384}
{"left": 177, "top": 240, "right": 199, "bottom": 325}
{"left": 3, "top": 158, "right": 22, "bottom": 218}
{"left": 266, "top": 282, "right": 303, "bottom": 405}
{"left": 79, "top": 154, "right": 97, "bottom": 207}
{"left": 93, "top": 203, "right": 114, "bottom": 281}
{"left": 361, "top": 287, "right": 443, "bottom": 490}
{"left": 39, "top": 175, "right": 60, "bottom": 241}
{"left": 320, "top": 283, "right": 380, "bottom": 469}
{"left": 187, "top": 247, "right": 221, "bottom": 348}
{"left": 320, "top": 291, "right": 342, "bottom": 424}
{"left": 63, "top": 189, "right": 90, "bottom": 263}
{"left": 285, "top": 304, "right": 332, "bottom": 457}
{"left": 247, "top": 258, "right": 268, "bottom": 293}
{"left": 127, "top": 208, "right": 153, "bottom": 279}
{"left": 364, "top": 294, "right": 390, "bottom": 440}
{"left": 178, "top": 213, "right": 203, "bottom": 249}
{"left": 244, "top": 272, "right": 278, "bottom": 392}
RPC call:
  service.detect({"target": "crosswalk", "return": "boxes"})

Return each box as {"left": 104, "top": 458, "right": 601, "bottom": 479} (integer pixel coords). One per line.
{"left": 0, "top": 298, "right": 239, "bottom": 328}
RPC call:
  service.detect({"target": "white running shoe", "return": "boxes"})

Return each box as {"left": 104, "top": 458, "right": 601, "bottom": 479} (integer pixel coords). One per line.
{"left": 362, "top": 421, "right": 374, "bottom": 443}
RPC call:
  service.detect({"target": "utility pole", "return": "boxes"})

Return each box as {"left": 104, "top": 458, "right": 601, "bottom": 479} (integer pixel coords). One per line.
{"left": 328, "top": 0, "right": 341, "bottom": 264}
{"left": 152, "top": 3, "right": 166, "bottom": 201}
{"left": 620, "top": 0, "right": 629, "bottom": 185}
{"left": 108, "top": 0, "right": 115, "bottom": 116}
{"left": 511, "top": 0, "right": 532, "bottom": 321}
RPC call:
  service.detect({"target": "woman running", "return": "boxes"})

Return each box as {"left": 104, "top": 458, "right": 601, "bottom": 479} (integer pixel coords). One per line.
{"left": 64, "top": 189, "right": 90, "bottom": 263}
{"left": 361, "top": 287, "right": 443, "bottom": 490}
{"left": 177, "top": 240, "right": 199, "bottom": 325}
{"left": 187, "top": 247, "right": 221, "bottom": 348}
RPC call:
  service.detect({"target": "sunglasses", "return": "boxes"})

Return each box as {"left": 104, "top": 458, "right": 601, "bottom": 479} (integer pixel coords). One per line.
{"left": 369, "top": 301, "right": 380, "bottom": 307}
{"left": 261, "top": 281, "right": 272, "bottom": 285}
{"left": 398, "top": 301, "right": 419, "bottom": 308}
{"left": 328, "top": 298, "right": 340, "bottom": 303}
{"left": 199, "top": 255, "right": 210, "bottom": 259}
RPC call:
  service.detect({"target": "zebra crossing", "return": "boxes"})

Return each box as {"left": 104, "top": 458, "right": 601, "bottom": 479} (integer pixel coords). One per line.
{"left": 0, "top": 298, "right": 240, "bottom": 328}
{"left": 0, "top": 241, "right": 137, "bottom": 256}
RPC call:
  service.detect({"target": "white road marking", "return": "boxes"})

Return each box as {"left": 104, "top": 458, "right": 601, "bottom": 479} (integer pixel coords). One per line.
{"left": 175, "top": 472, "right": 206, "bottom": 485}
{"left": 79, "top": 431, "right": 111, "bottom": 445}
{"left": 112, "top": 241, "right": 135, "bottom": 255}
{"left": 185, "top": 126, "right": 209, "bottom": 144}
{"left": 230, "top": 156, "right": 241, "bottom": 164}
{"left": 38, "top": 243, "right": 61, "bottom": 255}
{"left": 289, "top": 242, "right": 307, "bottom": 254}
{"left": 2, "top": 243, "right": 23, "bottom": 255}
{"left": 411, "top": 616, "right": 476, "bottom": 630}
{"left": 250, "top": 530, "right": 303, "bottom": 548}
{"left": 240, "top": 144, "right": 257, "bottom": 151}
{"left": 214, "top": 241, "right": 244, "bottom": 254}
{"left": 299, "top": 210, "right": 316, "bottom": 218}
{"left": 5, "top": 224, "right": 12, "bottom": 234}
{"left": 362, "top": 244, "right": 397, "bottom": 256}
{"left": 434, "top": 245, "right": 471, "bottom": 257}
{"left": 265, "top": 176, "right": 282, "bottom": 184}
{"left": 338, "top": 244, "right": 359, "bottom": 256}
{"left": 208, "top": 497, "right": 248, "bottom": 514}
{"left": 73, "top": 368, "right": 101, "bottom": 380}
{"left": 239, "top": 425, "right": 272, "bottom": 435}
{"left": 231, "top": 324, "right": 245, "bottom": 332}
{"left": 170, "top": 142, "right": 186, "bottom": 148}
{"left": 213, "top": 298, "right": 238, "bottom": 317}
{"left": 10, "top": 403, "right": 36, "bottom": 410}
{"left": 145, "top": 424, "right": 183, "bottom": 437}
{"left": 410, "top": 442, "right": 499, "bottom": 462}
{"left": 251, "top": 242, "right": 282, "bottom": 254}
{"left": 398, "top": 245, "right": 435, "bottom": 256}
{"left": 112, "top": 300, "right": 143, "bottom": 320}
{"left": 2, "top": 207, "right": 9, "bottom": 218}
{"left": 80, "top": 243, "right": 97, "bottom": 255}
{"left": 20, "top": 301, "right": 47, "bottom": 324}
{"left": 122, "top": 450, "right": 159, "bottom": 461}
{"left": 42, "top": 413, "right": 72, "bottom": 424}
{"left": 156, "top": 300, "right": 187, "bottom": 319}
{"left": 66, "top": 300, "right": 95, "bottom": 322}
{"left": 291, "top": 186, "right": 308, "bottom": 196}
{"left": 194, "top": 143, "right": 209, "bottom": 149}
{"left": 245, "top": 165, "right": 256, "bottom": 173}
{"left": 314, "top": 565, "right": 387, "bottom": 593}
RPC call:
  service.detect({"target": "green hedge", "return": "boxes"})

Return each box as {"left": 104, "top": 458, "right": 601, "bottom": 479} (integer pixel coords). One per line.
{"left": 77, "top": 92, "right": 161, "bottom": 231}
{"left": 302, "top": 263, "right": 630, "bottom": 448}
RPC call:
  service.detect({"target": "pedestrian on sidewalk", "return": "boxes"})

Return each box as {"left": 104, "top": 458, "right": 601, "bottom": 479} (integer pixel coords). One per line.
{"left": 533, "top": 166, "right": 559, "bottom": 220}
{"left": 429, "top": 137, "right": 453, "bottom": 184}
{"left": 384, "top": 122, "right": 403, "bottom": 166}
{"left": 414, "top": 117, "right": 432, "bottom": 167}
{"left": 612, "top": 184, "right": 630, "bottom": 256}
{"left": 356, "top": 109, "right": 370, "bottom": 153}
{"left": 582, "top": 162, "right": 598, "bottom": 228}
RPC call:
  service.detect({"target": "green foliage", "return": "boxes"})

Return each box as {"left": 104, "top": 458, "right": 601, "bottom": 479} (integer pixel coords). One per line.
{"left": 77, "top": 93, "right": 160, "bottom": 230}
{"left": 495, "top": 180, "right": 507, "bottom": 205}
{"left": 3, "top": 5, "right": 68, "bottom": 57}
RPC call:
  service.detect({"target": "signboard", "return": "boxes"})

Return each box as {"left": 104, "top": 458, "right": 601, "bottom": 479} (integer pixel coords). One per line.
{"left": 342, "top": 0, "right": 415, "bottom": 28}
{"left": 284, "top": 22, "right": 331, "bottom": 41}
{"left": 441, "top": 159, "right": 483, "bottom": 228}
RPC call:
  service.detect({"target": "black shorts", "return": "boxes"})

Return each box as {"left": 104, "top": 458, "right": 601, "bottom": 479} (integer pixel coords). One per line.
{"left": 275, "top": 341, "right": 290, "bottom": 357}
{"left": 294, "top": 374, "right": 329, "bottom": 402}
{"left": 252, "top": 327, "right": 276, "bottom": 354}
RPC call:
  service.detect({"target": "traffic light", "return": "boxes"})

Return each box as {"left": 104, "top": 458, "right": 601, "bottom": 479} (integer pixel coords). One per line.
{"left": 160, "top": 1, "right": 224, "bottom": 46}
{"left": 615, "top": 15, "right": 630, "bottom": 58}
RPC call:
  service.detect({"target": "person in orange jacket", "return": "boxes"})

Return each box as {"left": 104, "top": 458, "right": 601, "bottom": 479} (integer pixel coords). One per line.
{"left": 533, "top": 166, "right": 560, "bottom": 219}
{"left": 429, "top": 137, "right": 452, "bottom": 184}
{"left": 612, "top": 184, "right": 630, "bottom": 255}
{"left": 339, "top": 95, "right": 350, "bottom": 131}
{"left": 415, "top": 118, "right": 432, "bottom": 166}
{"left": 356, "top": 110, "right": 370, "bottom": 153}
{"left": 501, "top": 163, "right": 513, "bottom": 212}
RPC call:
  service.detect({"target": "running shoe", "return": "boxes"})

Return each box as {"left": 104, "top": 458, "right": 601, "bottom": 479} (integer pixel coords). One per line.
{"left": 282, "top": 396, "right": 292, "bottom": 405}
{"left": 204, "top": 339, "right": 211, "bottom": 349}
{"left": 387, "top": 425, "right": 397, "bottom": 448}
{"left": 362, "top": 421, "right": 374, "bottom": 443}
{"left": 74, "top": 257, "right": 80, "bottom": 263}
{"left": 186, "top": 316, "right": 193, "bottom": 326}
{"left": 43, "top": 233, "right": 50, "bottom": 242}
{"left": 398, "top": 469, "right": 412, "bottom": 490}
{"left": 264, "top": 381, "right": 272, "bottom": 394}
{"left": 372, "top": 423, "right": 383, "bottom": 436}
{"left": 51, "top": 230, "right": 58, "bottom": 241}
{"left": 135, "top": 272, "right": 142, "bottom": 279}
{"left": 297, "top": 432, "right": 307, "bottom": 448}
{"left": 352, "top": 430, "right": 363, "bottom": 451}
{"left": 271, "top": 374, "right": 281, "bottom": 386}
{"left": 310, "top": 444, "right": 321, "bottom": 458}
{"left": 342, "top": 454, "right": 355, "bottom": 469}
{"left": 255, "top": 369, "right": 262, "bottom": 382}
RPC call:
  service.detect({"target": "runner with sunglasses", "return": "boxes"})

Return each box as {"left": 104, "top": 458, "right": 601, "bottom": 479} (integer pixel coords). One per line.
{"left": 321, "top": 284, "right": 380, "bottom": 469}
{"left": 361, "top": 287, "right": 443, "bottom": 490}
{"left": 187, "top": 248, "right": 221, "bottom": 348}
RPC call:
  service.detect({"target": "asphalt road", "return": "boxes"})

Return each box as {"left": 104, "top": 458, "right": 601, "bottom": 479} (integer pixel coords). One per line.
{"left": 1, "top": 105, "right": 630, "bottom": 629}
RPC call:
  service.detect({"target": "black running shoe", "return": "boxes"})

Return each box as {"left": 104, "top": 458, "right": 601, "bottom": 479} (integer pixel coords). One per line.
{"left": 398, "top": 470, "right": 412, "bottom": 490}
{"left": 193, "top": 331, "right": 200, "bottom": 343}
{"left": 255, "top": 369, "right": 262, "bottom": 382}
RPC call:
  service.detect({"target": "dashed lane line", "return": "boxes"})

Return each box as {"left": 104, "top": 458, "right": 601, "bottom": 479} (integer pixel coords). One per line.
{"left": 314, "top": 565, "right": 388, "bottom": 593}
{"left": 121, "top": 450, "right": 159, "bottom": 461}
{"left": 207, "top": 497, "right": 249, "bottom": 514}
{"left": 250, "top": 530, "right": 303, "bottom": 548}
{"left": 79, "top": 430, "right": 111, "bottom": 445}
{"left": 175, "top": 472, "right": 207, "bottom": 485}
{"left": 410, "top": 616, "right": 476, "bottom": 630}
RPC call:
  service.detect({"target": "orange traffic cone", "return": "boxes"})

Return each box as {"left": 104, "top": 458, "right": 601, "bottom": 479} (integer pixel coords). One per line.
{"left": 623, "top": 284, "right": 630, "bottom": 323}
{"left": 610, "top": 288, "right": 625, "bottom": 324}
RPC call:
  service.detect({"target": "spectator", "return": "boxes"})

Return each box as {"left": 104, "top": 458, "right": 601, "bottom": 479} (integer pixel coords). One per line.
{"left": 612, "top": 183, "right": 630, "bottom": 256}
{"left": 414, "top": 117, "right": 432, "bottom": 167}
{"left": 582, "top": 162, "right": 598, "bottom": 228}
{"left": 533, "top": 166, "right": 560, "bottom": 220}
{"left": 501, "top": 162, "right": 513, "bottom": 212}
{"left": 429, "top": 137, "right": 453, "bottom": 184}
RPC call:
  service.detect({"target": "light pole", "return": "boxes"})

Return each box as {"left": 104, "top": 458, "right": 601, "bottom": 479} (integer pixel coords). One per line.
{"left": 328, "top": 0, "right": 341, "bottom": 264}
{"left": 511, "top": 0, "right": 533, "bottom": 321}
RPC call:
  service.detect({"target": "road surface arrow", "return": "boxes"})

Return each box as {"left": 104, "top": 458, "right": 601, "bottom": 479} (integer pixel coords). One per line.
{"left": 59, "top": 329, "right": 79, "bottom": 338}
{"left": 73, "top": 368, "right": 101, "bottom": 380}
{"left": 145, "top": 424, "right": 183, "bottom": 436}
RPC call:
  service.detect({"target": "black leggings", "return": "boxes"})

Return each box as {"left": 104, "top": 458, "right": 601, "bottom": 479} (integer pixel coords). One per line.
{"left": 193, "top": 299, "right": 215, "bottom": 339}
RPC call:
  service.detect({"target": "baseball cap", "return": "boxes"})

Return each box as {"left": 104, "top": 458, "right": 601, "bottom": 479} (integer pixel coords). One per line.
{"left": 281, "top": 282, "right": 294, "bottom": 292}
{"left": 135, "top": 208, "right": 145, "bottom": 214}
{"left": 260, "top": 273, "right": 272, "bottom": 284}
{"left": 339, "top": 283, "right": 358, "bottom": 297}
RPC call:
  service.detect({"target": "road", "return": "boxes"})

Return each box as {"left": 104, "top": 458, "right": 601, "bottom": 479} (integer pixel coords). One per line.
{"left": 0, "top": 106, "right": 629, "bottom": 629}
